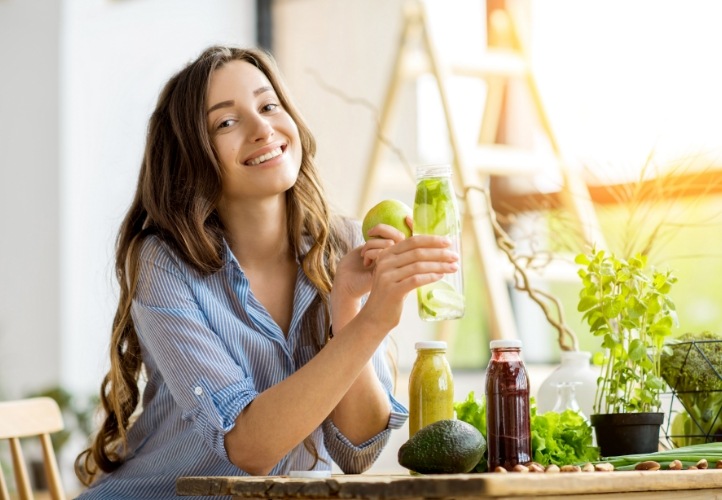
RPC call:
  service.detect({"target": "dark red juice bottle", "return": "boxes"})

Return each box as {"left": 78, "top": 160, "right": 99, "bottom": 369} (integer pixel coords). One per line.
{"left": 485, "top": 339, "right": 531, "bottom": 471}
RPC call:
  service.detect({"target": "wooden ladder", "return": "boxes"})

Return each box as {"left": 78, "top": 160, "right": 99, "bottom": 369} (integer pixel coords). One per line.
{"left": 358, "top": 0, "right": 604, "bottom": 342}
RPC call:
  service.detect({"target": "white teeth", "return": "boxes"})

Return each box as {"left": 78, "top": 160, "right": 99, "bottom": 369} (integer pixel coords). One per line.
{"left": 247, "top": 147, "right": 282, "bottom": 166}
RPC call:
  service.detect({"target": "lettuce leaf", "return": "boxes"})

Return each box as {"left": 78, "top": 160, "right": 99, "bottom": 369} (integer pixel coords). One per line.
{"left": 453, "top": 391, "right": 488, "bottom": 471}
{"left": 530, "top": 404, "right": 599, "bottom": 466}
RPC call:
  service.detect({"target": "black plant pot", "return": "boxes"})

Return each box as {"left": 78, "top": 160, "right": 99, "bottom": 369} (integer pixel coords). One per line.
{"left": 591, "top": 412, "right": 664, "bottom": 457}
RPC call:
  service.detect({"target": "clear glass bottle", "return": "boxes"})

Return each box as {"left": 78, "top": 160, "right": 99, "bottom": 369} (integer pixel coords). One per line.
{"left": 413, "top": 164, "right": 465, "bottom": 321}
{"left": 552, "top": 382, "right": 587, "bottom": 421}
{"left": 536, "top": 350, "right": 598, "bottom": 418}
{"left": 485, "top": 339, "right": 531, "bottom": 471}
{"left": 408, "top": 341, "right": 455, "bottom": 437}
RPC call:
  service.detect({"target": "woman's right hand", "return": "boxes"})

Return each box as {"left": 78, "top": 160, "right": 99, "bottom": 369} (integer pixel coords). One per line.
{"left": 360, "top": 232, "right": 459, "bottom": 332}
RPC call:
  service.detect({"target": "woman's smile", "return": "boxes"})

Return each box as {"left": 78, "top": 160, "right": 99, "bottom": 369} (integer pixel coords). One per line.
{"left": 245, "top": 144, "right": 286, "bottom": 166}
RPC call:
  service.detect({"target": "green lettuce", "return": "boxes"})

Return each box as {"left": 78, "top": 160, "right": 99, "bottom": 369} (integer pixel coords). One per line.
{"left": 453, "top": 391, "right": 488, "bottom": 471}
{"left": 530, "top": 404, "right": 599, "bottom": 466}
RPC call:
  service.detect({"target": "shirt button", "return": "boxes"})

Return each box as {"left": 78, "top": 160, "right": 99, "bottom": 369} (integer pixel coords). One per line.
{"left": 194, "top": 386, "right": 203, "bottom": 396}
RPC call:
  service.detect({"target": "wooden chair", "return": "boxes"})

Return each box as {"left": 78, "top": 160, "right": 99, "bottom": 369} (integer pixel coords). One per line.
{"left": 0, "top": 397, "right": 66, "bottom": 500}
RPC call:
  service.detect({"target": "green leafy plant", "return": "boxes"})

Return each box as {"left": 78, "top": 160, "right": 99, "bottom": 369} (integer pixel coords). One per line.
{"left": 576, "top": 249, "right": 678, "bottom": 414}
{"left": 660, "top": 331, "right": 722, "bottom": 446}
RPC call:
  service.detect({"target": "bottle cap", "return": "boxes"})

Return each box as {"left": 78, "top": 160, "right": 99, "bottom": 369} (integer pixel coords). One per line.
{"left": 415, "top": 341, "right": 447, "bottom": 350}
{"left": 489, "top": 339, "right": 522, "bottom": 349}
{"left": 416, "top": 164, "right": 452, "bottom": 179}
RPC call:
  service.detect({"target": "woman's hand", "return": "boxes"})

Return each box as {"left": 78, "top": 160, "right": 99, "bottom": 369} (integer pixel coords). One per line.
{"left": 361, "top": 216, "right": 413, "bottom": 267}
{"left": 360, "top": 233, "right": 459, "bottom": 332}
{"left": 333, "top": 221, "right": 411, "bottom": 302}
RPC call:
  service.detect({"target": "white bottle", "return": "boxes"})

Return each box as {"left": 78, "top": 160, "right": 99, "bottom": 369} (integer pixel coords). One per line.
{"left": 536, "top": 351, "right": 598, "bottom": 418}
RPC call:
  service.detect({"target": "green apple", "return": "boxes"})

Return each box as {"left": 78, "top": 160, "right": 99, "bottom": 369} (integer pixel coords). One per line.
{"left": 361, "top": 199, "right": 413, "bottom": 241}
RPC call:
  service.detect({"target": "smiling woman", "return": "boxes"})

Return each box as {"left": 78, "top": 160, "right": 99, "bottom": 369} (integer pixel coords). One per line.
{"left": 70, "top": 45, "right": 461, "bottom": 500}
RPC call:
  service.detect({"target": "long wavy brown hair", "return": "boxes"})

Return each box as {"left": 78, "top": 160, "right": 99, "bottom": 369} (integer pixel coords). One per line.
{"left": 75, "top": 45, "right": 349, "bottom": 485}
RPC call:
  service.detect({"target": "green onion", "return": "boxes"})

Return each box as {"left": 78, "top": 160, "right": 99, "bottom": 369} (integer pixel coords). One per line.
{"left": 594, "top": 442, "right": 722, "bottom": 469}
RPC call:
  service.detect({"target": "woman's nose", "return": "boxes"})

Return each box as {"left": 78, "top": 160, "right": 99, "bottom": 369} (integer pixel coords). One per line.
{"left": 248, "top": 114, "right": 273, "bottom": 142}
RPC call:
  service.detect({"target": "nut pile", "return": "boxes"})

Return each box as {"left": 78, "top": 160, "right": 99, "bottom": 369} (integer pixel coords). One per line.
{"left": 491, "top": 459, "right": 722, "bottom": 473}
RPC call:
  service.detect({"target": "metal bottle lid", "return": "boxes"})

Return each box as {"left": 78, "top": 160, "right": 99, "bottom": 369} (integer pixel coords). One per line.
{"left": 415, "top": 341, "right": 448, "bottom": 350}
{"left": 489, "top": 339, "right": 522, "bottom": 349}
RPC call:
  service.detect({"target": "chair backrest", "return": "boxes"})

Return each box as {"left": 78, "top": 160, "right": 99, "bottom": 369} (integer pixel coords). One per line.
{"left": 0, "top": 397, "right": 66, "bottom": 500}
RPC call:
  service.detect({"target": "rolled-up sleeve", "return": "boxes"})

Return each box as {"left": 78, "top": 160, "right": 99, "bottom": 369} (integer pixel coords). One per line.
{"left": 132, "top": 238, "right": 255, "bottom": 461}
{"left": 323, "top": 338, "right": 409, "bottom": 473}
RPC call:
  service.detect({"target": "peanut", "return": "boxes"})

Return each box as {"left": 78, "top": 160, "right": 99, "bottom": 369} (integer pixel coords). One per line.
{"left": 545, "top": 464, "right": 560, "bottom": 473}
{"left": 696, "top": 459, "right": 708, "bottom": 470}
{"left": 716, "top": 460, "right": 722, "bottom": 469}
{"left": 582, "top": 463, "right": 595, "bottom": 472}
{"left": 668, "top": 460, "right": 683, "bottom": 470}
{"left": 594, "top": 462, "right": 615, "bottom": 472}
{"left": 512, "top": 464, "right": 529, "bottom": 473}
{"left": 635, "top": 461, "right": 660, "bottom": 471}
{"left": 561, "top": 465, "right": 582, "bottom": 473}
{"left": 494, "top": 466, "right": 508, "bottom": 473}
{"left": 528, "top": 463, "right": 545, "bottom": 473}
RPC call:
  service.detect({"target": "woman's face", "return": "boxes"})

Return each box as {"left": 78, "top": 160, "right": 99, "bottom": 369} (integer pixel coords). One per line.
{"left": 206, "top": 60, "right": 302, "bottom": 205}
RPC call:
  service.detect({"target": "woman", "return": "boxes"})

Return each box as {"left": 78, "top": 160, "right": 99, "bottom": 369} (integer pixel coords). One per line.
{"left": 75, "top": 45, "right": 459, "bottom": 499}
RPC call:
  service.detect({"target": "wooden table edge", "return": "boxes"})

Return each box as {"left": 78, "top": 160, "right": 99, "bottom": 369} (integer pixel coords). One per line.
{"left": 177, "top": 469, "right": 722, "bottom": 498}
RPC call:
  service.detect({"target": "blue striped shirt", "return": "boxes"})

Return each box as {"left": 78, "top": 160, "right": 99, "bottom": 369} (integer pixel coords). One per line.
{"left": 77, "top": 221, "right": 407, "bottom": 499}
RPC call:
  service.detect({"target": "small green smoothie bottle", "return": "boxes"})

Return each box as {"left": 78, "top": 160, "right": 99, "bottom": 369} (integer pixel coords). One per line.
{"left": 413, "top": 164, "right": 465, "bottom": 321}
{"left": 408, "top": 341, "right": 455, "bottom": 437}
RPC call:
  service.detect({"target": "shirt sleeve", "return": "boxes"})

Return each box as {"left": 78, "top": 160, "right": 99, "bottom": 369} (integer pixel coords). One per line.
{"left": 322, "top": 337, "right": 409, "bottom": 473}
{"left": 131, "top": 237, "right": 255, "bottom": 462}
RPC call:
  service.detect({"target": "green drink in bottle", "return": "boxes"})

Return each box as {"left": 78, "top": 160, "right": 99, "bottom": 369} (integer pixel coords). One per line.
{"left": 413, "top": 164, "right": 465, "bottom": 321}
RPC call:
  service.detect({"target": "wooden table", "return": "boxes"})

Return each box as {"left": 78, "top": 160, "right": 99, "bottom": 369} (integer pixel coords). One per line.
{"left": 177, "top": 470, "right": 722, "bottom": 499}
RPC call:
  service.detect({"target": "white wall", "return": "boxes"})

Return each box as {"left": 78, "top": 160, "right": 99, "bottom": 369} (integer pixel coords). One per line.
{"left": 59, "top": 0, "right": 257, "bottom": 399}
{"left": 273, "top": 0, "right": 409, "bottom": 219}
{"left": 0, "top": 0, "right": 257, "bottom": 400}
{"left": 0, "top": 0, "right": 62, "bottom": 399}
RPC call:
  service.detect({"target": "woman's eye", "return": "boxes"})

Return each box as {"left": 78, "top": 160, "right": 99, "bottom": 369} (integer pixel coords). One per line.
{"left": 218, "top": 119, "right": 236, "bottom": 129}
{"left": 262, "top": 103, "right": 279, "bottom": 113}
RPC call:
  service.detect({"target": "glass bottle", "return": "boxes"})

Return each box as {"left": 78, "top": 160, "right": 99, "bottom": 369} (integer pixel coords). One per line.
{"left": 536, "top": 350, "right": 598, "bottom": 418}
{"left": 408, "top": 341, "right": 455, "bottom": 437}
{"left": 485, "top": 339, "right": 531, "bottom": 471}
{"left": 552, "top": 382, "right": 587, "bottom": 421}
{"left": 413, "top": 164, "right": 465, "bottom": 321}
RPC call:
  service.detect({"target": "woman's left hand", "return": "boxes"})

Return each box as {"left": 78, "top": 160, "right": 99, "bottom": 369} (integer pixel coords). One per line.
{"left": 333, "top": 221, "right": 409, "bottom": 301}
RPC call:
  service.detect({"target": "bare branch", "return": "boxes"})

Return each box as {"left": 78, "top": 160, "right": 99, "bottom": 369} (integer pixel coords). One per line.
{"left": 466, "top": 185, "right": 579, "bottom": 351}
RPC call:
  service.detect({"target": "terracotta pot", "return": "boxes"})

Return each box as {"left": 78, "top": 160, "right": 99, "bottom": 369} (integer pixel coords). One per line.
{"left": 591, "top": 412, "right": 663, "bottom": 457}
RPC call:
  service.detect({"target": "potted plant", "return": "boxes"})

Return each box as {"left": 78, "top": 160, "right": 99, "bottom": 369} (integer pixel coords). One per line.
{"left": 576, "top": 248, "right": 678, "bottom": 456}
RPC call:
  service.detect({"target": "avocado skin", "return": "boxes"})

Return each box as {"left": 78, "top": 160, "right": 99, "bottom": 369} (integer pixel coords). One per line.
{"left": 398, "top": 419, "right": 485, "bottom": 474}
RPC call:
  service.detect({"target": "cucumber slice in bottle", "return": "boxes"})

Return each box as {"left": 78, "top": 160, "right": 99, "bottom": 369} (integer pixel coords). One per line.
{"left": 413, "top": 203, "right": 437, "bottom": 234}
{"left": 418, "top": 281, "right": 464, "bottom": 319}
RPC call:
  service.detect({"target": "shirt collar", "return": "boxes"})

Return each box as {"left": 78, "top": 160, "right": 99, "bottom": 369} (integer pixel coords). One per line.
{"left": 221, "top": 233, "right": 317, "bottom": 268}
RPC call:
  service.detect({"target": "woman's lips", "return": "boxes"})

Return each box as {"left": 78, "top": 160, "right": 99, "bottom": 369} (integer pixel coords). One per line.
{"left": 245, "top": 145, "right": 284, "bottom": 166}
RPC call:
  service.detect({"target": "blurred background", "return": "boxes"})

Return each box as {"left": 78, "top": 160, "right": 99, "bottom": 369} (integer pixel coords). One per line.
{"left": 1, "top": 0, "right": 722, "bottom": 491}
